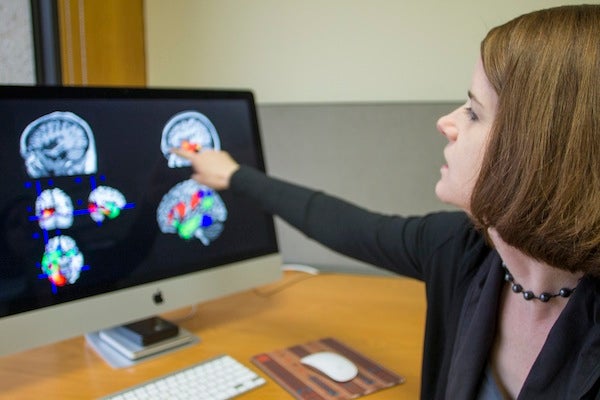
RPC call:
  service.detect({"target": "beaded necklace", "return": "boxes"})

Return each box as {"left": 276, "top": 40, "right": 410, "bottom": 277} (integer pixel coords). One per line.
{"left": 501, "top": 263, "right": 577, "bottom": 302}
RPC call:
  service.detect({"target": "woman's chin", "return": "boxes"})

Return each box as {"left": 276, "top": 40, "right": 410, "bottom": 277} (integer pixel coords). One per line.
{"left": 434, "top": 181, "right": 449, "bottom": 202}
{"left": 435, "top": 182, "right": 467, "bottom": 210}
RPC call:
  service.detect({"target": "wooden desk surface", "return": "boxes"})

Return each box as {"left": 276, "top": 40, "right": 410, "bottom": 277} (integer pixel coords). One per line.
{"left": 0, "top": 271, "right": 426, "bottom": 399}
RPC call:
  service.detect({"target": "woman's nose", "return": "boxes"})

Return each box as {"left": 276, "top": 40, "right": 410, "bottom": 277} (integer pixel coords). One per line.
{"left": 436, "top": 111, "right": 458, "bottom": 141}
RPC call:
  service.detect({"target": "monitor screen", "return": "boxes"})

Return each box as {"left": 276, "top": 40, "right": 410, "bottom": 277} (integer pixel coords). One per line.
{"left": 0, "top": 85, "right": 281, "bottom": 356}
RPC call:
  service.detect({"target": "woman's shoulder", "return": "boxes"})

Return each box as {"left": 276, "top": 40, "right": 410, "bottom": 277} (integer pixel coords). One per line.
{"left": 418, "top": 211, "right": 482, "bottom": 248}
{"left": 413, "top": 211, "right": 491, "bottom": 277}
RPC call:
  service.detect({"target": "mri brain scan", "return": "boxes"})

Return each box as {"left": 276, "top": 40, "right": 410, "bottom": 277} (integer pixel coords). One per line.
{"left": 157, "top": 179, "right": 227, "bottom": 245}
{"left": 161, "top": 111, "right": 221, "bottom": 168}
{"left": 88, "top": 186, "right": 127, "bottom": 223}
{"left": 35, "top": 188, "right": 74, "bottom": 231}
{"left": 20, "top": 111, "right": 97, "bottom": 178}
{"left": 41, "top": 235, "right": 85, "bottom": 288}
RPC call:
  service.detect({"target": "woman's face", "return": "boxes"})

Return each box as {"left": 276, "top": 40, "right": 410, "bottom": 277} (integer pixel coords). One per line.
{"left": 435, "top": 58, "right": 498, "bottom": 211}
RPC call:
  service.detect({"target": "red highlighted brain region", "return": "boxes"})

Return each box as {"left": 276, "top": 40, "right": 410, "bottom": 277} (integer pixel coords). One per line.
{"left": 41, "top": 235, "right": 84, "bottom": 288}
{"left": 161, "top": 111, "right": 221, "bottom": 168}
{"left": 88, "top": 186, "right": 127, "bottom": 223}
{"left": 157, "top": 179, "right": 228, "bottom": 245}
{"left": 35, "top": 188, "right": 74, "bottom": 230}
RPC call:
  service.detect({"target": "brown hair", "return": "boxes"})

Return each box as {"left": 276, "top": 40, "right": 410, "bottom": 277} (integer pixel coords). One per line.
{"left": 471, "top": 5, "right": 600, "bottom": 275}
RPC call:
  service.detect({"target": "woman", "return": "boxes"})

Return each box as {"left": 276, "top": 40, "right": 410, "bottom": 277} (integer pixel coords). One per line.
{"left": 173, "top": 5, "right": 600, "bottom": 399}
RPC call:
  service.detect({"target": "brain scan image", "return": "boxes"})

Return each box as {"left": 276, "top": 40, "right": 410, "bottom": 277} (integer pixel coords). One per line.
{"left": 157, "top": 179, "right": 228, "bottom": 245}
{"left": 35, "top": 188, "right": 74, "bottom": 231}
{"left": 40, "top": 235, "right": 85, "bottom": 288}
{"left": 20, "top": 111, "right": 97, "bottom": 178}
{"left": 161, "top": 111, "right": 221, "bottom": 168}
{"left": 88, "top": 186, "right": 127, "bottom": 223}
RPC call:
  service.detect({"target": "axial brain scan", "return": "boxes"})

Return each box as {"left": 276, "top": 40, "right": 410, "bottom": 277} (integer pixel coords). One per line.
{"left": 20, "top": 111, "right": 97, "bottom": 178}
{"left": 161, "top": 111, "right": 221, "bottom": 168}
{"left": 41, "top": 235, "right": 85, "bottom": 288}
{"left": 157, "top": 179, "right": 228, "bottom": 245}
{"left": 35, "top": 188, "right": 74, "bottom": 231}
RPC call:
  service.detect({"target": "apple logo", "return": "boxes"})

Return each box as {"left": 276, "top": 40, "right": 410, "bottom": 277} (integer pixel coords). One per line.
{"left": 153, "top": 290, "right": 164, "bottom": 305}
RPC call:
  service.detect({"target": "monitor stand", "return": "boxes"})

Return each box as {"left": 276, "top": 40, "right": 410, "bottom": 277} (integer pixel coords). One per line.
{"left": 85, "top": 316, "right": 200, "bottom": 368}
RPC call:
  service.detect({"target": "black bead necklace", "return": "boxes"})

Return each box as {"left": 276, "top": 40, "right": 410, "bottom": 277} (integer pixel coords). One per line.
{"left": 501, "top": 263, "right": 576, "bottom": 302}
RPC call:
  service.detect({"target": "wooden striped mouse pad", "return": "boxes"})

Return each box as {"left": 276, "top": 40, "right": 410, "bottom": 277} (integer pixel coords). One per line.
{"left": 251, "top": 337, "right": 404, "bottom": 400}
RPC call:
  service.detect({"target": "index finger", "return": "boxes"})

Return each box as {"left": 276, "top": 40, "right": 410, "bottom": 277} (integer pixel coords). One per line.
{"left": 170, "top": 147, "right": 197, "bottom": 160}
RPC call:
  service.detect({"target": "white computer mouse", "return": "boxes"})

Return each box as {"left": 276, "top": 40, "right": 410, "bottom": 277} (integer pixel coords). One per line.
{"left": 299, "top": 351, "right": 359, "bottom": 382}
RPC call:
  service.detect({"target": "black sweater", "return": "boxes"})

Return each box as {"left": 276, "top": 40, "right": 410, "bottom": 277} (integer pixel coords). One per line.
{"left": 231, "top": 166, "right": 600, "bottom": 399}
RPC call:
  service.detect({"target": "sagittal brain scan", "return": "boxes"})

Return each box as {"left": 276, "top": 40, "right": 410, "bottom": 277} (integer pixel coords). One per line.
{"left": 20, "top": 111, "right": 98, "bottom": 178}
{"left": 88, "top": 186, "right": 127, "bottom": 223}
{"left": 161, "top": 111, "right": 221, "bottom": 168}
{"left": 35, "top": 188, "right": 74, "bottom": 231}
{"left": 157, "top": 179, "right": 228, "bottom": 245}
{"left": 40, "top": 235, "right": 85, "bottom": 288}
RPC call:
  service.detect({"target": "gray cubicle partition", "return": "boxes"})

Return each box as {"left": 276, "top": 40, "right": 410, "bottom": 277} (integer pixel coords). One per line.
{"left": 258, "top": 102, "right": 459, "bottom": 275}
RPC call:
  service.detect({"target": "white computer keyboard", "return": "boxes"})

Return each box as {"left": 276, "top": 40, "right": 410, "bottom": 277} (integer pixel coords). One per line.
{"left": 100, "top": 354, "right": 266, "bottom": 400}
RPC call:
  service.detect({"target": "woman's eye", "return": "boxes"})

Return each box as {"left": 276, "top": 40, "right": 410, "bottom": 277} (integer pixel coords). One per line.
{"left": 465, "top": 107, "right": 479, "bottom": 121}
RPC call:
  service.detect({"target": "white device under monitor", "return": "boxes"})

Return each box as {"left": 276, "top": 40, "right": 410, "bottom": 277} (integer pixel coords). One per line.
{"left": 0, "top": 86, "right": 281, "bottom": 357}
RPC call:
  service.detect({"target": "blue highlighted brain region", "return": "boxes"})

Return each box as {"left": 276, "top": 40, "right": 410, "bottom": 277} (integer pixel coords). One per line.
{"left": 161, "top": 111, "right": 221, "bottom": 168}
{"left": 18, "top": 109, "right": 227, "bottom": 292}
{"left": 157, "top": 179, "right": 228, "bottom": 245}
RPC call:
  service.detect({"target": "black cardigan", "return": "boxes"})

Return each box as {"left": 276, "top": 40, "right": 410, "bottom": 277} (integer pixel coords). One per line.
{"left": 231, "top": 166, "right": 600, "bottom": 399}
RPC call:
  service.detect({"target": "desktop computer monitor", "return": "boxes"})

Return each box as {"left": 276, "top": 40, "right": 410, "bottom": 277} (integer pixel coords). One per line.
{"left": 0, "top": 85, "right": 282, "bottom": 357}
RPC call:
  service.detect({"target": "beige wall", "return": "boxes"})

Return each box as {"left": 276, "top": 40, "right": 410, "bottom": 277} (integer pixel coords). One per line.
{"left": 144, "top": 0, "right": 591, "bottom": 104}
